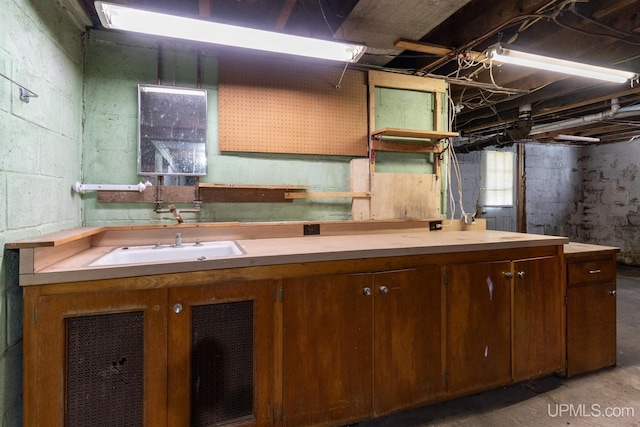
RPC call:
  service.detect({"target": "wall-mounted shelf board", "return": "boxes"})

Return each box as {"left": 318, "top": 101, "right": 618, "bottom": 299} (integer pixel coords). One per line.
{"left": 284, "top": 191, "right": 370, "bottom": 199}
{"left": 370, "top": 140, "right": 442, "bottom": 154}
{"left": 96, "top": 184, "right": 310, "bottom": 204}
{"left": 97, "top": 186, "right": 196, "bottom": 203}
{"left": 199, "top": 183, "right": 309, "bottom": 203}
{"left": 371, "top": 127, "right": 459, "bottom": 140}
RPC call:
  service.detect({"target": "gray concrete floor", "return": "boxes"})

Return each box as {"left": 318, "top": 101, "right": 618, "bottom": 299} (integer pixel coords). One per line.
{"left": 359, "top": 265, "right": 640, "bottom": 427}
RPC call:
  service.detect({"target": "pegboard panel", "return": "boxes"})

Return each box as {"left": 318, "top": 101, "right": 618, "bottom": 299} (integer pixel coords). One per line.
{"left": 219, "top": 54, "right": 368, "bottom": 156}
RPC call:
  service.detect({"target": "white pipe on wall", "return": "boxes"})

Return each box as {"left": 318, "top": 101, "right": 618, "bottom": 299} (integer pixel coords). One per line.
{"left": 74, "top": 181, "right": 151, "bottom": 193}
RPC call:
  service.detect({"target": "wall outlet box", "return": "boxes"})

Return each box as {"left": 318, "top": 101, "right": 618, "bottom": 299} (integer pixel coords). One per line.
{"left": 429, "top": 221, "right": 443, "bottom": 231}
{"left": 303, "top": 224, "right": 321, "bottom": 235}
{"left": 464, "top": 213, "right": 475, "bottom": 225}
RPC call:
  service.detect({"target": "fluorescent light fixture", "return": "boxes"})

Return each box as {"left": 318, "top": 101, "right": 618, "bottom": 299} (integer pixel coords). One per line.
{"left": 486, "top": 43, "right": 637, "bottom": 83}
{"left": 554, "top": 134, "right": 600, "bottom": 143}
{"left": 140, "top": 86, "right": 206, "bottom": 96}
{"left": 94, "top": 1, "right": 366, "bottom": 63}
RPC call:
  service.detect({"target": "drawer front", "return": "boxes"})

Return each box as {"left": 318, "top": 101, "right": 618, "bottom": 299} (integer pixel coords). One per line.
{"left": 568, "top": 260, "right": 615, "bottom": 286}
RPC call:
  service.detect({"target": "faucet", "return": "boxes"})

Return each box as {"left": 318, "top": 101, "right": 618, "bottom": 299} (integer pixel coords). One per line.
{"left": 168, "top": 204, "right": 184, "bottom": 223}
{"left": 174, "top": 233, "right": 183, "bottom": 247}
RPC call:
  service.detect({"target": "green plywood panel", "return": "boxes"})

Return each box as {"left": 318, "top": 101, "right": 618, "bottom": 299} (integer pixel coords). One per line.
{"left": 374, "top": 87, "right": 434, "bottom": 131}
{"left": 372, "top": 85, "right": 449, "bottom": 217}
{"left": 372, "top": 87, "right": 437, "bottom": 175}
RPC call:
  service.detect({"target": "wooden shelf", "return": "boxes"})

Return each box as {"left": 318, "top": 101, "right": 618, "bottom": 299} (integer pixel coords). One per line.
{"left": 199, "top": 184, "right": 309, "bottom": 191}
{"left": 96, "top": 183, "right": 311, "bottom": 204}
{"left": 371, "top": 127, "right": 459, "bottom": 140}
{"left": 199, "top": 183, "right": 309, "bottom": 203}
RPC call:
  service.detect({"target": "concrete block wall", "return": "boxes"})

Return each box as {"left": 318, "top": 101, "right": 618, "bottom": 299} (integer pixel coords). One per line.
{"left": 0, "top": 0, "right": 84, "bottom": 425}
{"left": 82, "top": 31, "right": 360, "bottom": 226}
{"left": 524, "top": 144, "right": 583, "bottom": 238}
{"left": 453, "top": 142, "right": 640, "bottom": 263}
{"left": 580, "top": 142, "right": 640, "bottom": 264}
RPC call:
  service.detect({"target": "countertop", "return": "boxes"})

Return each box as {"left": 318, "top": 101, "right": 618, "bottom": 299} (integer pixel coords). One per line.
{"left": 13, "top": 227, "right": 569, "bottom": 285}
{"left": 564, "top": 241, "right": 620, "bottom": 255}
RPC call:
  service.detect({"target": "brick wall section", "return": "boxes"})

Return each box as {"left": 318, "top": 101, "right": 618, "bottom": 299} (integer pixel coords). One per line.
{"left": 0, "top": 1, "right": 84, "bottom": 425}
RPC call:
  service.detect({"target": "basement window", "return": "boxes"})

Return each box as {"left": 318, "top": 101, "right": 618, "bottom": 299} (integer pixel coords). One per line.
{"left": 481, "top": 151, "right": 514, "bottom": 207}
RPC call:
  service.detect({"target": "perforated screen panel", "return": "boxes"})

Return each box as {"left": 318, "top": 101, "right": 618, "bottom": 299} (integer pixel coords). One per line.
{"left": 191, "top": 300, "right": 254, "bottom": 426}
{"left": 66, "top": 311, "right": 144, "bottom": 427}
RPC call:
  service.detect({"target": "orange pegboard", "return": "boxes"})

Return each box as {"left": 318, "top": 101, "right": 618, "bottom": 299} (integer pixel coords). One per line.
{"left": 219, "top": 53, "right": 368, "bottom": 156}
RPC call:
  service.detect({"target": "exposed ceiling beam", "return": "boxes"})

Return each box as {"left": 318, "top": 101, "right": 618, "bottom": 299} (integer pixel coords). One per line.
{"left": 276, "top": 0, "right": 298, "bottom": 30}
{"left": 394, "top": 38, "right": 488, "bottom": 62}
{"left": 199, "top": 0, "right": 211, "bottom": 16}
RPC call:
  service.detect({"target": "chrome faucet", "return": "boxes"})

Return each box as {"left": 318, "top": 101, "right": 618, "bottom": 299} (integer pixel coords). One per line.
{"left": 174, "top": 233, "right": 183, "bottom": 247}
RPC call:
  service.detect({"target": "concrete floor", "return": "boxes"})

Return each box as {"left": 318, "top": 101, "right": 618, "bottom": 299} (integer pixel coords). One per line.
{"left": 359, "top": 265, "right": 640, "bottom": 427}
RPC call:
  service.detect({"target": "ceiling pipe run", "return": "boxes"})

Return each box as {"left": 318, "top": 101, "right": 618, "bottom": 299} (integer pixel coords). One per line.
{"left": 529, "top": 99, "right": 640, "bottom": 138}
{"left": 457, "top": 99, "right": 640, "bottom": 152}
{"left": 456, "top": 104, "right": 532, "bottom": 153}
{"left": 530, "top": 99, "right": 621, "bottom": 136}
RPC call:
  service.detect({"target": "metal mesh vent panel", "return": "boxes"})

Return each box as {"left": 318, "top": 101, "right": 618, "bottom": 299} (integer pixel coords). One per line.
{"left": 191, "top": 300, "right": 254, "bottom": 426}
{"left": 66, "top": 311, "right": 144, "bottom": 427}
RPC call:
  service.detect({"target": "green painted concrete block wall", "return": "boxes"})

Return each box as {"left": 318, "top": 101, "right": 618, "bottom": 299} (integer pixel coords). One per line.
{"left": 0, "top": 6, "right": 452, "bottom": 424}
{"left": 1, "top": 0, "right": 85, "bottom": 425}
{"left": 83, "top": 30, "right": 448, "bottom": 226}
{"left": 83, "top": 31, "right": 359, "bottom": 225}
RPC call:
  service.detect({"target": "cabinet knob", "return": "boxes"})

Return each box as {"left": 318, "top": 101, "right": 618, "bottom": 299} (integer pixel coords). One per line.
{"left": 589, "top": 269, "right": 602, "bottom": 274}
{"left": 173, "top": 303, "right": 183, "bottom": 314}
{"left": 363, "top": 287, "right": 372, "bottom": 296}
{"left": 504, "top": 272, "right": 514, "bottom": 279}
{"left": 517, "top": 271, "right": 526, "bottom": 279}
{"left": 610, "top": 290, "right": 617, "bottom": 296}
{"left": 379, "top": 286, "right": 389, "bottom": 295}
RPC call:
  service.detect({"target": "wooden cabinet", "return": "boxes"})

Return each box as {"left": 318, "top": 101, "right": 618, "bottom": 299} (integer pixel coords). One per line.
{"left": 28, "top": 289, "right": 168, "bottom": 427}
{"left": 22, "top": 240, "right": 568, "bottom": 427}
{"left": 372, "top": 267, "right": 444, "bottom": 416}
{"left": 512, "top": 256, "right": 564, "bottom": 381}
{"left": 25, "top": 280, "right": 275, "bottom": 427}
{"left": 565, "top": 248, "right": 617, "bottom": 376}
{"left": 168, "top": 280, "right": 275, "bottom": 426}
{"left": 282, "top": 266, "right": 444, "bottom": 426}
{"left": 446, "top": 256, "right": 563, "bottom": 395}
{"left": 446, "top": 261, "right": 512, "bottom": 395}
{"left": 282, "top": 273, "right": 373, "bottom": 427}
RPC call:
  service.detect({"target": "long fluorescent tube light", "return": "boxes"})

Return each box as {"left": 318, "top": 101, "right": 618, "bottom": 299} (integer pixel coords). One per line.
{"left": 554, "top": 134, "right": 600, "bottom": 143}
{"left": 94, "top": 1, "right": 366, "bottom": 63}
{"left": 486, "top": 43, "right": 637, "bottom": 83}
{"left": 140, "top": 86, "right": 206, "bottom": 96}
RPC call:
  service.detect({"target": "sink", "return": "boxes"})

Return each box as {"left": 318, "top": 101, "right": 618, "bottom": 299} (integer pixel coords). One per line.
{"left": 88, "top": 240, "right": 245, "bottom": 267}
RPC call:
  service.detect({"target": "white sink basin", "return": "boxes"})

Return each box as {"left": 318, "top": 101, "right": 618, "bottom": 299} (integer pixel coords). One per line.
{"left": 88, "top": 240, "right": 245, "bottom": 267}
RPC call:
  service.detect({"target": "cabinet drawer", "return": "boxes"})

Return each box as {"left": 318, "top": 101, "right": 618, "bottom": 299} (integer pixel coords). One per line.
{"left": 567, "top": 260, "right": 615, "bottom": 286}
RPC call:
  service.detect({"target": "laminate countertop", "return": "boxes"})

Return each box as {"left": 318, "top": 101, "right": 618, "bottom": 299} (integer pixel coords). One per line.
{"left": 11, "top": 227, "right": 569, "bottom": 285}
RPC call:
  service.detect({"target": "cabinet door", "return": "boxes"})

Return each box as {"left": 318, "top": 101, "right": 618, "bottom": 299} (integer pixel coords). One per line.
{"left": 373, "top": 266, "right": 443, "bottom": 416}
{"left": 567, "top": 282, "right": 617, "bottom": 376}
{"left": 282, "top": 274, "right": 373, "bottom": 427}
{"left": 33, "top": 289, "right": 168, "bottom": 427}
{"left": 446, "top": 261, "right": 512, "bottom": 395}
{"left": 168, "top": 280, "right": 275, "bottom": 427}
{"left": 512, "top": 256, "right": 564, "bottom": 381}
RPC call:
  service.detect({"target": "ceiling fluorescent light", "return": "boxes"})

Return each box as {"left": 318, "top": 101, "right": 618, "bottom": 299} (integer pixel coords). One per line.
{"left": 140, "top": 86, "right": 206, "bottom": 96}
{"left": 94, "top": 1, "right": 366, "bottom": 63}
{"left": 486, "top": 43, "right": 637, "bottom": 83}
{"left": 554, "top": 134, "right": 600, "bottom": 143}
